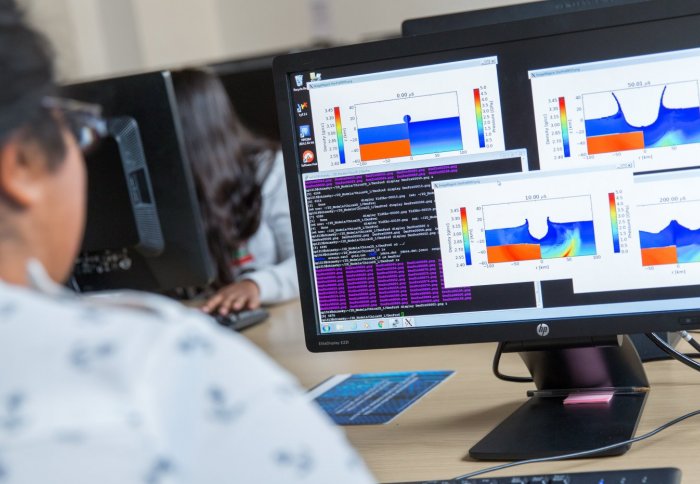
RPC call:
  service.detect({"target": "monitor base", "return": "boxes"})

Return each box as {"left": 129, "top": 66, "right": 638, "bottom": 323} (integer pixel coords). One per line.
{"left": 469, "top": 335, "right": 649, "bottom": 461}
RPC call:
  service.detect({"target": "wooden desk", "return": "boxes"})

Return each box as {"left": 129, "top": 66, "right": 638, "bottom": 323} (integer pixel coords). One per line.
{"left": 246, "top": 301, "right": 700, "bottom": 482}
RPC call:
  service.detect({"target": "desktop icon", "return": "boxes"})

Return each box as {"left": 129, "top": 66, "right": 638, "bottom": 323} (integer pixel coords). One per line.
{"left": 299, "top": 125, "right": 312, "bottom": 138}
{"left": 310, "top": 72, "right": 322, "bottom": 81}
{"left": 302, "top": 150, "right": 315, "bottom": 164}
{"left": 297, "top": 101, "right": 309, "bottom": 114}
{"left": 294, "top": 74, "right": 304, "bottom": 87}
{"left": 321, "top": 324, "right": 331, "bottom": 333}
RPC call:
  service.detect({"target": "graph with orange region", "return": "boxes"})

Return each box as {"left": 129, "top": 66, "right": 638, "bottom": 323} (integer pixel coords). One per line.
{"left": 483, "top": 196, "right": 598, "bottom": 264}
{"left": 640, "top": 220, "right": 700, "bottom": 266}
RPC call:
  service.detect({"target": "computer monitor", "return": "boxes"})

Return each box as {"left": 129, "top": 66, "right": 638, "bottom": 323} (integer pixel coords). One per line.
{"left": 402, "top": 0, "right": 655, "bottom": 37}
{"left": 209, "top": 45, "right": 335, "bottom": 142}
{"left": 210, "top": 53, "right": 280, "bottom": 142}
{"left": 62, "top": 71, "right": 215, "bottom": 292}
{"left": 274, "top": 0, "right": 700, "bottom": 461}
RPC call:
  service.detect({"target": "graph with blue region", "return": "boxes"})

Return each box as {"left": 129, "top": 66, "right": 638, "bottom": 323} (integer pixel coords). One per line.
{"left": 355, "top": 92, "right": 464, "bottom": 162}
{"left": 486, "top": 218, "right": 597, "bottom": 263}
{"left": 640, "top": 220, "right": 700, "bottom": 266}
{"left": 357, "top": 116, "right": 463, "bottom": 157}
{"left": 584, "top": 82, "right": 700, "bottom": 155}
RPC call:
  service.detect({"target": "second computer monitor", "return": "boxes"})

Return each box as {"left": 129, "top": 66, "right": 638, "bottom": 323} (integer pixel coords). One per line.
{"left": 62, "top": 71, "right": 215, "bottom": 292}
{"left": 401, "top": 0, "right": 656, "bottom": 36}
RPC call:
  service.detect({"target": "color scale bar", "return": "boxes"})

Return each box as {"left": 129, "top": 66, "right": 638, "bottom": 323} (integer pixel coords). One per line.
{"left": 474, "top": 89, "right": 486, "bottom": 148}
{"left": 559, "top": 97, "right": 571, "bottom": 158}
{"left": 334, "top": 107, "right": 345, "bottom": 164}
{"left": 460, "top": 207, "right": 473, "bottom": 265}
{"left": 608, "top": 193, "right": 620, "bottom": 253}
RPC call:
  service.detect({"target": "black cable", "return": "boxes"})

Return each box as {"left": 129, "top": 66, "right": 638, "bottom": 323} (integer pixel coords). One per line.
{"left": 454, "top": 408, "right": 700, "bottom": 480}
{"left": 646, "top": 332, "right": 700, "bottom": 372}
{"left": 643, "top": 352, "right": 700, "bottom": 363}
{"left": 680, "top": 331, "right": 700, "bottom": 354}
{"left": 492, "top": 342, "right": 533, "bottom": 383}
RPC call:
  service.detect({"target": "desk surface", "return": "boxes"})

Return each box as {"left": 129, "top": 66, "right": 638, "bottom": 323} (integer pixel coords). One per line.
{"left": 245, "top": 301, "right": 700, "bottom": 482}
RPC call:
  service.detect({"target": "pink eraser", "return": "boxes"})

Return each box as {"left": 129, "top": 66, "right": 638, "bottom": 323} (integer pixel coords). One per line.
{"left": 563, "top": 392, "right": 614, "bottom": 405}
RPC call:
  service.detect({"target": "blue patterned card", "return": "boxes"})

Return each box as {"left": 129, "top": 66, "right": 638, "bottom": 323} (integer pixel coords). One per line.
{"left": 308, "top": 371, "right": 454, "bottom": 425}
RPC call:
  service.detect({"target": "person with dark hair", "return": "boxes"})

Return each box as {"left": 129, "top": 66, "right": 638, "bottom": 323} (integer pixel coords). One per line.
{"left": 172, "top": 69, "right": 298, "bottom": 315}
{"left": 0, "top": 2, "right": 374, "bottom": 482}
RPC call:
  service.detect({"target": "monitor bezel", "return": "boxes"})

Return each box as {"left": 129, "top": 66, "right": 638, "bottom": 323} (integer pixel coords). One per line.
{"left": 273, "top": 0, "right": 700, "bottom": 353}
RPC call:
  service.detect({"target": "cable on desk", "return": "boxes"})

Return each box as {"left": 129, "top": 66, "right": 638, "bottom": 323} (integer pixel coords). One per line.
{"left": 492, "top": 342, "right": 533, "bottom": 383}
{"left": 644, "top": 352, "right": 700, "bottom": 363}
{"left": 453, "top": 408, "right": 700, "bottom": 481}
{"left": 646, "top": 333, "right": 700, "bottom": 373}
{"left": 679, "top": 330, "right": 700, "bottom": 354}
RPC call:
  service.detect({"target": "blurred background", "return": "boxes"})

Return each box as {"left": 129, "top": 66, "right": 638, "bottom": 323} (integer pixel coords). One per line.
{"left": 18, "top": 0, "right": 535, "bottom": 82}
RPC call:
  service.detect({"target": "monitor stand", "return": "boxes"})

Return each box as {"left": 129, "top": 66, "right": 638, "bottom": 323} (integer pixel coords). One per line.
{"left": 469, "top": 335, "right": 649, "bottom": 461}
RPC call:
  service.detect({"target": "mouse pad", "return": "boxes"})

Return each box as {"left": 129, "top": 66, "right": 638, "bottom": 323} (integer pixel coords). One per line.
{"left": 308, "top": 370, "right": 454, "bottom": 425}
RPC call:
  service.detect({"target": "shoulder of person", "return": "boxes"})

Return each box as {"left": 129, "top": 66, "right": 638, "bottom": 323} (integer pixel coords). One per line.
{"left": 258, "top": 150, "right": 286, "bottom": 192}
{"left": 0, "top": 280, "right": 288, "bottom": 384}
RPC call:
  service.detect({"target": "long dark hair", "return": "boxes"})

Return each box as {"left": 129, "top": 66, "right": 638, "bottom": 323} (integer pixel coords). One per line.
{"left": 172, "top": 68, "right": 277, "bottom": 288}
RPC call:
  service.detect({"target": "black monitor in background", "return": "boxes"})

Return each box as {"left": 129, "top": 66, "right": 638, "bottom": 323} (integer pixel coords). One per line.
{"left": 210, "top": 54, "right": 280, "bottom": 142}
{"left": 402, "top": 0, "right": 655, "bottom": 36}
{"left": 62, "top": 71, "right": 215, "bottom": 292}
{"left": 274, "top": 0, "right": 700, "bottom": 462}
{"left": 208, "top": 45, "right": 336, "bottom": 143}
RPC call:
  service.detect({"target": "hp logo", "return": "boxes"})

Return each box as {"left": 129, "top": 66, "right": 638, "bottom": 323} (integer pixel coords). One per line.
{"left": 536, "top": 323, "right": 550, "bottom": 337}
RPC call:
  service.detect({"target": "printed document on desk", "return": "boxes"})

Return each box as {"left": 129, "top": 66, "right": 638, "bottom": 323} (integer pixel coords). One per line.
{"left": 308, "top": 371, "right": 453, "bottom": 425}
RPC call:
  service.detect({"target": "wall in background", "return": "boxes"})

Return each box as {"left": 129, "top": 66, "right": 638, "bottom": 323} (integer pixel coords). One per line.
{"left": 17, "top": 0, "right": 534, "bottom": 81}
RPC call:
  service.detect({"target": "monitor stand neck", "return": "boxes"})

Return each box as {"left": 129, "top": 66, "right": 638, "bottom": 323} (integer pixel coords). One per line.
{"left": 469, "top": 334, "right": 649, "bottom": 461}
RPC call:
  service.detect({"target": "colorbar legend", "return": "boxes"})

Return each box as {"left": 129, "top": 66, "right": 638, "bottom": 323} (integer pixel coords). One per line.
{"left": 334, "top": 106, "right": 346, "bottom": 164}
{"left": 460, "top": 207, "right": 473, "bottom": 265}
{"left": 609, "top": 192, "right": 621, "bottom": 254}
{"left": 474, "top": 89, "right": 486, "bottom": 148}
{"left": 559, "top": 97, "right": 571, "bottom": 158}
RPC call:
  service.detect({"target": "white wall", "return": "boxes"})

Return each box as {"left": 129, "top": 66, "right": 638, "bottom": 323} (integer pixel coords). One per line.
{"left": 18, "top": 0, "right": 536, "bottom": 81}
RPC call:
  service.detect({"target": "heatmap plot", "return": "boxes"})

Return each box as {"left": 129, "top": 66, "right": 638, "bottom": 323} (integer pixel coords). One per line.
{"left": 530, "top": 46, "right": 700, "bottom": 173}
{"left": 308, "top": 56, "right": 505, "bottom": 172}
{"left": 639, "top": 220, "right": 700, "bottom": 266}
{"left": 573, "top": 170, "right": 700, "bottom": 294}
{"left": 584, "top": 82, "right": 700, "bottom": 155}
{"left": 355, "top": 93, "right": 463, "bottom": 161}
{"left": 485, "top": 215, "right": 597, "bottom": 264}
{"left": 433, "top": 166, "right": 636, "bottom": 289}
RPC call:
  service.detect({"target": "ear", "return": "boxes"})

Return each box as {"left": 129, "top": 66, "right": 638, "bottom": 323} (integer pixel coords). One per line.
{"left": 0, "top": 136, "right": 48, "bottom": 208}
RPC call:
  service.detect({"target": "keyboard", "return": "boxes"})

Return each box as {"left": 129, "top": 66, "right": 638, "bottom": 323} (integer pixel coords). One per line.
{"left": 213, "top": 308, "right": 269, "bottom": 331}
{"left": 387, "top": 467, "right": 681, "bottom": 483}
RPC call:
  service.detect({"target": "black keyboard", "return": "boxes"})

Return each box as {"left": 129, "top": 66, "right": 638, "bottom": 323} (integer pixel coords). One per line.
{"left": 387, "top": 467, "right": 681, "bottom": 483}
{"left": 213, "top": 308, "right": 269, "bottom": 331}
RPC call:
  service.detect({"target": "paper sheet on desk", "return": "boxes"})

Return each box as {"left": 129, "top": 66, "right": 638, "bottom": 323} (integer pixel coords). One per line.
{"left": 308, "top": 371, "right": 454, "bottom": 425}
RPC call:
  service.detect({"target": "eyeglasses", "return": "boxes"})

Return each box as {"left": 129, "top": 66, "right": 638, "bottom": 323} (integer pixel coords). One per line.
{"left": 41, "top": 97, "right": 108, "bottom": 154}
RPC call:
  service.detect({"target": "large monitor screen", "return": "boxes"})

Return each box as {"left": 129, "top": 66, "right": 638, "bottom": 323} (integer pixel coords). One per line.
{"left": 275, "top": 2, "right": 700, "bottom": 350}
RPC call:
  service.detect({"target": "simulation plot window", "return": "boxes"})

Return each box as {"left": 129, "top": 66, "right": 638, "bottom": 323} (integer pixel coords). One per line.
{"left": 530, "top": 47, "right": 700, "bottom": 173}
